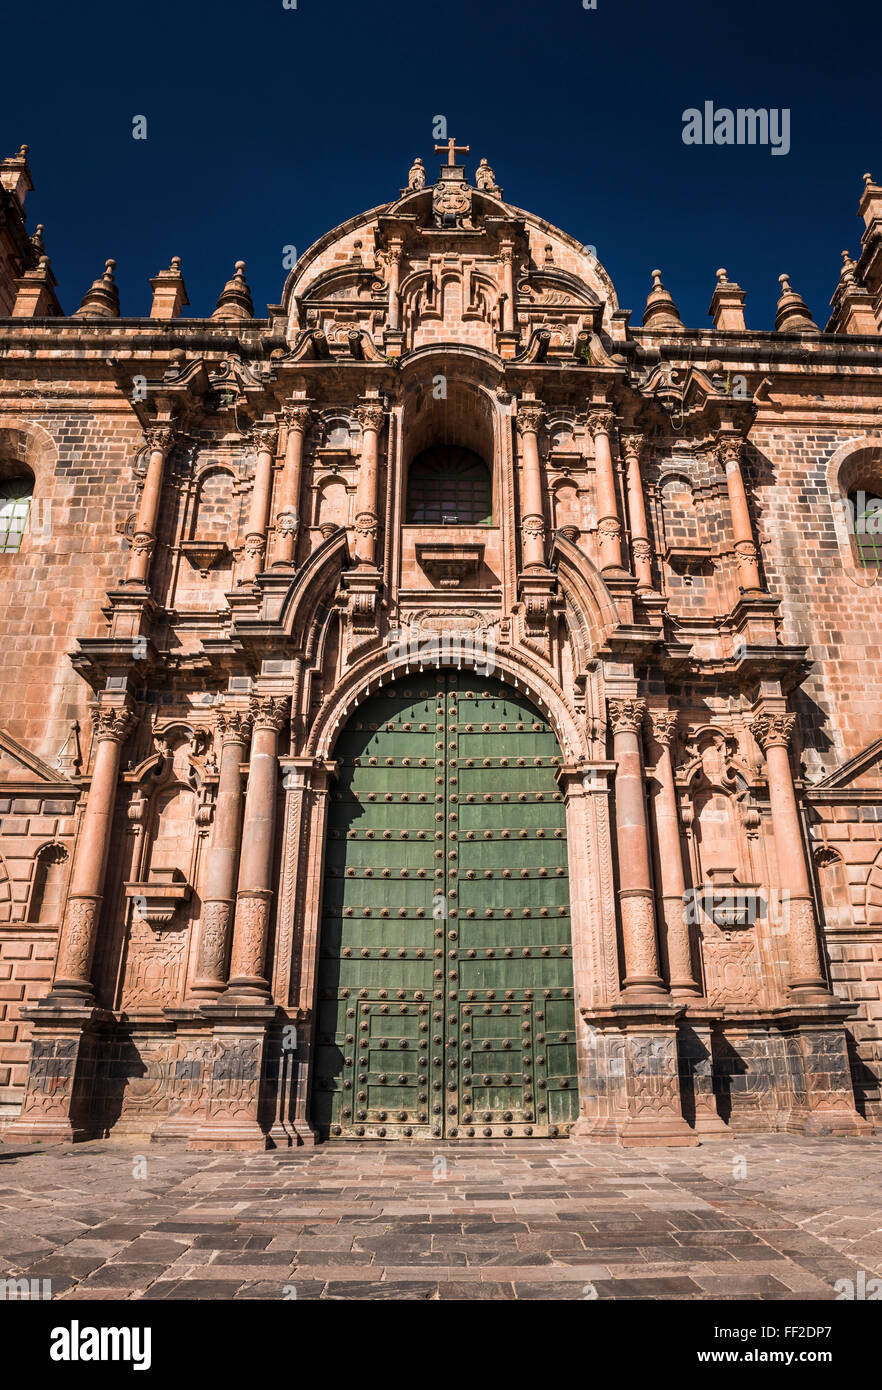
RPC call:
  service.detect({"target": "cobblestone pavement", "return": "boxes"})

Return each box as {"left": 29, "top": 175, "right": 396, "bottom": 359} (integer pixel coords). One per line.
{"left": 0, "top": 1136, "right": 881, "bottom": 1300}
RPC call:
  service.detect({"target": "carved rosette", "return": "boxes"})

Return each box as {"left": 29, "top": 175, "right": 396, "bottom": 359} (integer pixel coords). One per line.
{"left": 608, "top": 698, "right": 646, "bottom": 738}
{"left": 750, "top": 712, "right": 797, "bottom": 751}
{"left": 230, "top": 892, "right": 271, "bottom": 981}
{"left": 357, "top": 404, "right": 385, "bottom": 435}
{"left": 587, "top": 408, "right": 615, "bottom": 440}
{"left": 90, "top": 707, "right": 134, "bottom": 745}
{"left": 249, "top": 695, "right": 289, "bottom": 735}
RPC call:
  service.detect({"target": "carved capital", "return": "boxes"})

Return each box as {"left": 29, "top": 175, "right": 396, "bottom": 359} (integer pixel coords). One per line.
{"left": 608, "top": 698, "right": 646, "bottom": 737}
{"left": 283, "top": 405, "right": 312, "bottom": 436}
{"left": 90, "top": 707, "right": 134, "bottom": 745}
{"left": 750, "top": 711, "right": 797, "bottom": 751}
{"left": 357, "top": 404, "right": 385, "bottom": 434}
{"left": 254, "top": 425, "right": 278, "bottom": 455}
{"left": 717, "top": 435, "right": 745, "bottom": 473}
{"left": 587, "top": 408, "right": 615, "bottom": 440}
{"left": 217, "top": 710, "right": 253, "bottom": 745}
{"left": 649, "top": 709, "right": 678, "bottom": 747}
{"left": 249, "top": 695, "right": 289, "bottom": 735}
{"left": 620, "top": 431, "right": 644, "bottom": 462}
{"left": 516, "top": 405, "right": 545, "bottom": 438}
{"left": 144, "top": 425, "right": 175, "bottom": 455}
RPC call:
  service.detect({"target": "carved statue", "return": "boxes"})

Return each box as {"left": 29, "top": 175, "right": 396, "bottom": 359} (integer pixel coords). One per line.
{"left": 475, "top": 157, "right": 498, "bottom": 192}
{"left": 407, "top": 157, "right": 426, "bottom": 191}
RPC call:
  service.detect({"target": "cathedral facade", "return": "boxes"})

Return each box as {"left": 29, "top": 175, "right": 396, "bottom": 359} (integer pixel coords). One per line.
{"left": 1, "top": 141, "right": 881, "bottom": 1148}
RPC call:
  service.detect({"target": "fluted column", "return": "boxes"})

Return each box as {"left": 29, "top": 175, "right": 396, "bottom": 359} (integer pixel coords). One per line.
{"left": 273, "top": 406, "right": 311, "bottom": 566}
{"left": 718, "top": 434, "right": 763, "bottom": 594}
{"left": 191, "top": 711, "right": 253, "bottom": 997}
{"left": 241, "top": 423, "right": 279, "bottom": 581}
{"left": 648, "top": 711, "right": 701, "bottom": 996}
{"left": 609, "top": 698, "right": 666, "bottom": 998}
{"left": 589, "top": 408, "right": 623, "bottom": 571}
{"left": 125, "top": 425, "right": 174, "bottom": 586}
{"left": 353, "top": 403, "right": 384, "bottom": 565}
{"left": 223, "top": 697, "right": 289, "bottom": 1000}
{"left": 515, "top": 403, "right": 546, "bottom": 569}
{"left": 621, "top": 431, "right": 654, "bottom": 591}
{"left": 52, "top": 707, "right": 134, "bottom": 997}
{"left": 751, "top": 711, "right": 830, "bottom": 998}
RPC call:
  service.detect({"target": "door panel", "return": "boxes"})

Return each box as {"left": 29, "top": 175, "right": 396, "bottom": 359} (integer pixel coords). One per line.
{"left": 312, "top": 672, "right": 579, "bottom": 1139}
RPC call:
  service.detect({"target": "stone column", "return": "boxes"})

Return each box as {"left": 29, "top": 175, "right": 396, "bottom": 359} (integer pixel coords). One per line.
{"left": 125, "top": 425, "right": 174, "bottom": 586}
{"left": 589, "top": 409, "right": 623, "bottom": 571}
{"left": 52, "top": 707, "right": 134, "bottom": 998}
{"left": 386, "top": 242, "right": 402, "bottom": 332}
{"left": 241, "top": 423, "right": 279, "bottom": 581}
{"left": 273, "top": 406, "right": 311, "bottom": 566}
{"left": 621, "top": 431, "right": 654, "bottom": 591}
{"left": 718, "top": 435, "right": 763, "bottom": 594}
{"left": 609, "top": 698, "right": 666, "bottom": 998}
{"left": 647, "top": 711, "right": 702, "bottom": 996}
{"left": 353, "top": 403, "right": 384, "bottom": 565}
{"left": 515, "top": 403, "right": 546, "bottom": 569}
{"left": 190, "top": 710, "right": 253, "bottom": 998}
{"left": 222, "top": 697, "right": 289, "bottom": 1001}
{"left": 500, "top": 238, "right": 516, "bottom": 333}
{"left": 750, "top": 711, "right": 830, "bottom": 998}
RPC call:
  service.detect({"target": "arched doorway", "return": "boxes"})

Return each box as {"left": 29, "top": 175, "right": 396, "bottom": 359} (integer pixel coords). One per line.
{"left": 312, "top": 670, "right": 579, "bottom": 1140}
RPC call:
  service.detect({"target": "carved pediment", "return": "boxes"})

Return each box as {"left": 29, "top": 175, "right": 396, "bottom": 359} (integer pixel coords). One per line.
{"left": 812, "top": 738, "right": 882, "bottom": 792}
{"left": 0, "top": 728, "right": 75, "bottom": 784}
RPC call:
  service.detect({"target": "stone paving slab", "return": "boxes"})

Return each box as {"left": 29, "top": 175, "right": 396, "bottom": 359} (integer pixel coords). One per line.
{"left": 0, "top": 1135, "right": 881, "bottom": 1300}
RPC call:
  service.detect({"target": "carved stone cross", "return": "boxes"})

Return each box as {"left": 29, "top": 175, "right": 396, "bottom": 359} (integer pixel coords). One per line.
{"left": 435, "top": 137, "right": 469, "bottom": 166}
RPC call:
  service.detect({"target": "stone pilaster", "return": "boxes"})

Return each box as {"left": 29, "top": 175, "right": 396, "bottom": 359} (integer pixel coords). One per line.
{"left": 718, "top": 434, "right": 763, "bottom": 595}
{"left": 240, "top": 423, "right": 279, "bottom": 582}
{"left": 608, "top": 699, "right": 665, "bottom": 999}
{"left": 647, "top": 710, "right": 701, "bottom": 997}
{"left": 273, "top": 406, "right": 312, "bottom": 566}
{"left": 515, "top": 404, "right": 547, "bottom": 569}
{"left": 620, "top": 432, "right": 654, "bottom": 591}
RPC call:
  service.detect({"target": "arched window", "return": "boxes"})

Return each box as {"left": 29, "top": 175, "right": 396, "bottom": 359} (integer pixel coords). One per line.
{"left": 847, "top": 487, "right": 882, "bottom": 569}
{"left": 406, "top": 446, "right": 492, "bottom": 525}
{"left": 27, "top": 844, "right": 69, "bottom": 924}
{"left": 0, "top": 469, "right": 34, "bottom": 553}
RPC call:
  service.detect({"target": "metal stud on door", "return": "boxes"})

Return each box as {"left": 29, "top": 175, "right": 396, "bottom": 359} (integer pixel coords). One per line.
{"left": 313, "top": 671, "right": 579, "bottom": 1139}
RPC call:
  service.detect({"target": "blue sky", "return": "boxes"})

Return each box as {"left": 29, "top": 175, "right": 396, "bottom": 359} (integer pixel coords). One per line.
{"left": 1, "top": 0, "right": 878, "bottom": 330}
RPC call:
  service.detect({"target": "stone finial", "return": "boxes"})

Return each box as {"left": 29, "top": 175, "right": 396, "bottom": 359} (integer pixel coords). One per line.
{"left": 826, "top": 247, "right": 878, "bottom": 335}
{"left": 149, "top": 256, "right": 189, "bottom": 320}
{"left": 73, "top": 258, "right": 120, "bottom": 319}
{"left": 30, "top": 223, "right": 45, "bottom": 255}
{"left": 774, "top": 273, "right": 818, "bottom": 334}
{"left": 709, "top": 267, "right": 746, "bottom": 331}
{"left": 475, "top": 157, "right": 500, "bottom": 194}
{"left": 12, "top": 252, "right": 59, "bottom": 317}
{"left": 859, "top": 172, "right": 882, "bottom": 232}
{"left": 642, "top": 269, "right": 683, "bottom": 331}
{"left": 0, "top": 142, "right": 34, "bottom": 206}
{"left": 407, "top": 156, "right": 426, "bottom": 191}
{"left": 210, "top": 260, "right": 254, "bottom": 321}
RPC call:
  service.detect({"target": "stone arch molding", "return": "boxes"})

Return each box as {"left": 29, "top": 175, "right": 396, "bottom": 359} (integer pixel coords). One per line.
{"left": 308, "top": 645, "right": 588, "bottom": 765}
{"left": 825, "top": 433, "right": 882, "bottom": 588}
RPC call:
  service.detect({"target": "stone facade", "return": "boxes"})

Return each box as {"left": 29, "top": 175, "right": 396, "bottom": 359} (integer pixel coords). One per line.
{"left": 1, "top": 141, "right": 881, "bottom": 1147}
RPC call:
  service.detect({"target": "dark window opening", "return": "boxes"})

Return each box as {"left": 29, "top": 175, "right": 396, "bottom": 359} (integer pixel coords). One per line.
{"left": 406, "top": 446, "right": 492, "bottom": 525}
{"left": 848, "top": 488, "right": 882, "bottom": 568}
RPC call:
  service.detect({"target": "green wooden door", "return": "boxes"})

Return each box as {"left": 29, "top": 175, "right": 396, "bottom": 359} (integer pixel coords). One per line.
{"left": 312, "top": 671, "right": 579, "bottom": 1139}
